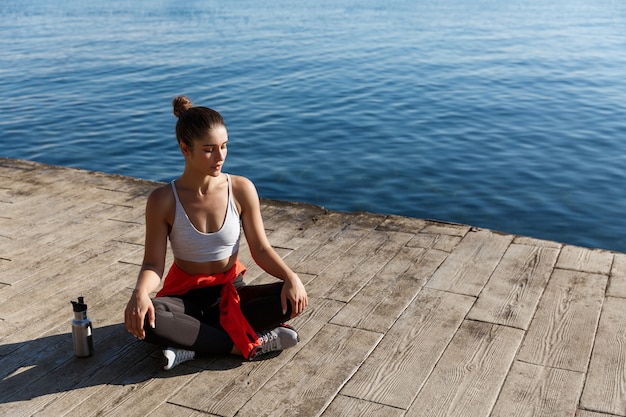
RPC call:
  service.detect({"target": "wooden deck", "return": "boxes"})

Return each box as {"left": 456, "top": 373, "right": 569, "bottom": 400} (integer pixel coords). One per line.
{"left": 0, "top": 157, "right": 625, "bottom": 417}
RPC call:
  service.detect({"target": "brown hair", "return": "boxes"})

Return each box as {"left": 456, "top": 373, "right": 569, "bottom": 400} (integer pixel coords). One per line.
{"left": 172, "top": 96, "right": 226, "bottom": 149}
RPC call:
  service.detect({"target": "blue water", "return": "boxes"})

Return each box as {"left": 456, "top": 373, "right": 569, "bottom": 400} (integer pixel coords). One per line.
{"left": 2, "top": 0, "right": 626, "bottom": 253}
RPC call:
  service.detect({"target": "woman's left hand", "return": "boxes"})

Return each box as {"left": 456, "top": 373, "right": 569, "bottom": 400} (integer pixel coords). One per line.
{"left": 281, "top": 274, "right": 308, "bottom": 318}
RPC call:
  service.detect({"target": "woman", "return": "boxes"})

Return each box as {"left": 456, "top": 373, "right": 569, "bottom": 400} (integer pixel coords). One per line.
{"left": 124, "top": 96, "right": 308, "bottom": 370}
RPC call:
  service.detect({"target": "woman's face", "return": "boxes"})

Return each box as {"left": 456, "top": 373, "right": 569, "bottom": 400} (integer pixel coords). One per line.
{"left": 182, "top": 125, "right": 229, "bottom": 177}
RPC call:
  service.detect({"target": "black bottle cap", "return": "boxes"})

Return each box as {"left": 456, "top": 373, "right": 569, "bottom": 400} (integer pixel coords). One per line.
{"left": 71, "top": 297, "right": 88, "bottom": 312}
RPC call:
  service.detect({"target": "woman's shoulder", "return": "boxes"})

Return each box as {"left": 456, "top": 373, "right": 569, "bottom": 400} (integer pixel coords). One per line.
{"left": 229, "top": 174, "right": 259, "bottom": 209}
{"left": 229, "top": 174, "right": 255, "bottom": 192}
{"left": 146, "top": 182, "right": 176, "bottom": 214}
{"left": 149, "top": 182, "right": 175, "bottom": 199}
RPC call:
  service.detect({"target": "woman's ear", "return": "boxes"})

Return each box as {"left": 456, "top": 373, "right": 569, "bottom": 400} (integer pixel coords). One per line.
{"left": 179, "top": 142, "right": 191, "bottom": 157}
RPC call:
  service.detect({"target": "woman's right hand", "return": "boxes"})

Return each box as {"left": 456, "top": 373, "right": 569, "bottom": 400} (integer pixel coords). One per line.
{"left": 124, "top": 289, "right": 155, "bottom": 340}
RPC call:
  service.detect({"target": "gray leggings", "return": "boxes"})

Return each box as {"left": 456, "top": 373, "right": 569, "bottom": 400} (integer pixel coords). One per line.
{"left": 143, "top": 276, "right": 292, "bottom": 354}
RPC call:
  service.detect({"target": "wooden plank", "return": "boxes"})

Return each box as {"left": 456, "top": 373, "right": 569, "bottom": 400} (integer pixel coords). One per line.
{"left": 112, "top": 223, "right": 146, "bottom": 246}
{"left": 261, "top": 199, "right": 327, "bottom": 230}
{"left": 556, "top": 245, "right": 614, "bottom": 274}
{"left": 91, "top": 365, "right": 199, "bottom": 417}
{"left": 0, "top": 188, "right": 13, "bottom": 203}
{"left": 517, "top": 269, "right": 607, "bottom": 372}
{"left": 307, "top": 230, "right": 412, "bottom": 302}
{"left": 261, "top": 201, "right": 328, "bottom": 251}
{"left": 407, "top": 232, "right": 463, "bottom": 252}
{"left": 0, "top": 259, "right": 136, "bottom": 345}
{"left": 233, "top": 324, "right": 382, "bottom": 417}
{"left": 375, "top": 214, "right": 427, "bottom": 233}
{"left": 29, "top": 342, "right": 158, "bottom": 417}
{"left": 0, "top": 245, "right": 141, "bottom": 342}
{"left": 0, "top": 217, "right": 142, "bottom": 287}
{"left": 288, "top": 225, "right": 368, "bottom": 276}
{"left": 2, "top": 222, "right": 142, "bottom": 288}
{"left": 420, "top": 222, "right": 470, "bottom": 236}
{"left": 607, "top": 253, "right": 626, "bottom": 298}
{"left": 467, "top": 244, "right": 559, "bottom": 329}
{"left": 580, "top": 296, "right": 626, "bottom": 415}
{"left": 490, "top": 361, "right": 584, "bottom": 417}
{"left": 265, "top": 228, "right": 317, "bottom": 253}
{"left": 330, "top": 247, "right": 447, "bottom": 333}
{"left": 168, "top": 298, "right": 345, "bottom": 416}
{"left": 282, "top": 215, "right": 370, "bottom": 276}
{"left": 238, "top": 245, "right": 307, "bottom": 286}
{"left": 0, "top": 198, "right": 132, "bottom": 261}
{"left": 62, "top": 354, "right": 196, "bottom": 417}
{"left": 148, "top": 402, "right": 208, "bottom": 417}
{"left": 1, "top": 181, "right": 122, "bottom": 224}
{"left": 0, "top": 289, "right": 157, "bottom": 416}
{"left": 31, "top": 293, "right": 190, "bottom": 417}
{"left": 32, "top": 355, "right": 164, "bottom": 417}
{"left": 425, "top": 229, "right": 513, "bottom": 296}
{"left": 514, "top": 235, "right": 562, "bottom": 248}
{"left": 405, "top": 320, "right": 524, "bottom": 417}
{"left": 320, "top": 395, "right": 404, "bottom": 417}
{"left": 405, "top": 220, "right": 469, "bottom": 252}
{"left": 0, "top": 200, "right": 130, "bottom": 252}
{"left": 576, "top": 410, "right": 622, "bottom": 417}
{"left": 0, "top": 217, "right": 12, "bottom": 245}
{"left": 0, "top": 285, "right": 139, "bottom": 400}
{"left": 3, "top": 158, "right": 626, "bottom": 417}
{"left": 340, "top": 288, "right": 475, "bottom": 409}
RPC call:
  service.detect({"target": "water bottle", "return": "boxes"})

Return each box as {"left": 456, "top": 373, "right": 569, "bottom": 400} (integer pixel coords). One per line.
{"left": 71, "top": 296, "right": 94, "bottom": 357}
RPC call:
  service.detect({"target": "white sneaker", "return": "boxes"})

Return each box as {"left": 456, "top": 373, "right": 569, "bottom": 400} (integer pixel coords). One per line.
{"left": 248, "top": 324, "right": 299, "bottom": 361}
{"left": 162, "top": 347, "right": 195, "bottom": 370}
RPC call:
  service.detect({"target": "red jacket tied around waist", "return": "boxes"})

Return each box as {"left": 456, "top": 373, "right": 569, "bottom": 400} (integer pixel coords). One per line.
{"left": 156, "top": 260, "right": 261, "bottom": 359}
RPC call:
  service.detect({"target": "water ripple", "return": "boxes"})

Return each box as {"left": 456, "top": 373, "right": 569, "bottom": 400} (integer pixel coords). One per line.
{"left": 1, "top": 0, "right": 626, "bottom": 252}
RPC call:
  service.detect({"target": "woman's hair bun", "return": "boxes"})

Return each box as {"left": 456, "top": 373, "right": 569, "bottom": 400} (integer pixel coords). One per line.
{"left": 172, "top": 96, "right": 194, "bottom": 118}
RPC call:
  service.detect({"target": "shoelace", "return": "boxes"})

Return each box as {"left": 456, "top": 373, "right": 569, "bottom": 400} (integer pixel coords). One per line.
{"left": 258, "top": 331, "right": 280, "bottom": 354}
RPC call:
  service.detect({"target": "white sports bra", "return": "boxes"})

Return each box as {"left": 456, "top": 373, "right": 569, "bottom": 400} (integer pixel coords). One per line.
{"left": 168, "top": 174, "right": 241, "bottom": 262}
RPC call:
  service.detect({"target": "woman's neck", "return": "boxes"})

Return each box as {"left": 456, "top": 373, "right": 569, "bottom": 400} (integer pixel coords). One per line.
{"left": 177, "top": 171, "right": 224, "bottom": 195}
